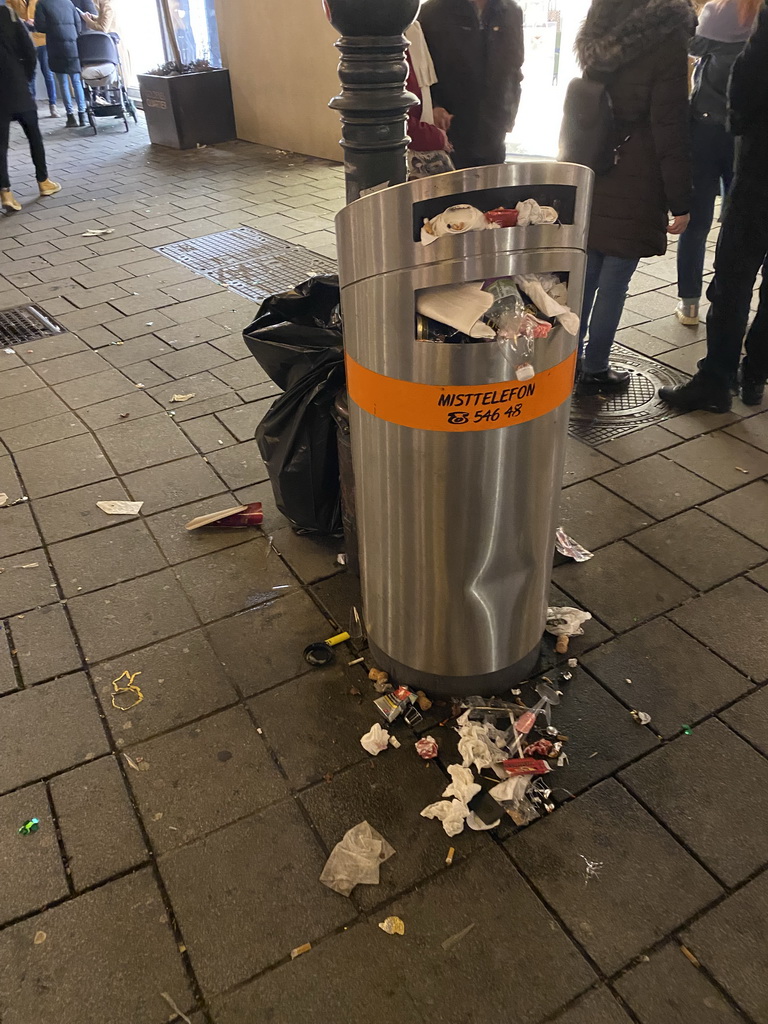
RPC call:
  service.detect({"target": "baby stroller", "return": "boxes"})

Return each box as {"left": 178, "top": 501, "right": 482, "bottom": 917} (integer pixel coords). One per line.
{"left": 77, "top": 32, "right": 138, "bottom": 135}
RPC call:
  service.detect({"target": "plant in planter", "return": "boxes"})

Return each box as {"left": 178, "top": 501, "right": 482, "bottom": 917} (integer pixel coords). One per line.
{"left": 137, "top": 0, "right": 236, "bottom": 150}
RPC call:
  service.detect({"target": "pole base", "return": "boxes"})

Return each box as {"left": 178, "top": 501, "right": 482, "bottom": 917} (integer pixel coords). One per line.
{"left": 368, "top": 639, "right": 542, "bottom": 698}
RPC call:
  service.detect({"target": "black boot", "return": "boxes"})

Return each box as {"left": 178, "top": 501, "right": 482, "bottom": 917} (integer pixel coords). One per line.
{"left": 78, "top": 111, "right": 87, "bottom": 127}
{"left": 65, "top": 113, "right": 77, "bottom": 128}
{"left": 576, "top": 367, "right": 631, "bottom": 396}
{"left": 740, "top": 364, "right": 766, "bottom": 407}
{"left": 658, "top": 374, "right": 732, "bottom": 413}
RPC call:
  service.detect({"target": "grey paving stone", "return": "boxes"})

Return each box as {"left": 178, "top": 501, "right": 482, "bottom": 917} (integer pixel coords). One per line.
{"left": 621, "top": 719, "right": 768, "bottom": 886}
{"left": 0, "top": 784, "right": 67, "bottom": 924}
{"left": 652, "top": 407, "right": 740, "bottom": 440}
{"left": 553, "top": 541, "right": 694, "bottom": 633}
{"left": 301, "top": 753, "right": 487, "bottom": 913}
{"left": 596, "top": 424, "right": 680, "bottom": 465}
{"left": 15, "top": 434, "right": 111, "bottom": 498}
{"left": 67, "top": 569, "right": 199, "bottom": 662}
{"left": 721, "top": 686, "right": 768, "bottom": 756}
{"left": 34, "top": 478, "right": 135, "bottom": 544}
{"left": 162, "top": 292, "right": 252, "bottom": 326}
{"left": 629, "top": 509, "right": 766, "bottom": 591}
{"left": 559, "top": 480, "right": 653, "bottom": 551}
{"left": 0, "top": 455, "right": 24, "bottom": 503}
{"left": 147, "top": 371, "right": 237, "bottom": 414}
{"left": 108, "top": 288, "right": 177, "bottom": 316}
{"left": 0, "top": 624, "right": 16, "bottom": 695}
{"left": 0, "top": 387, "right": 68, "bottom": 430}
{"left": 310, "top": 570, "right": 364, "bottom": 634}
{"left": 598, "top": 454, "right": 722, "bottom": 519}
{"left": 11, "top": 603, "right": 82, "bottom": 684}
{"left": 664, "top": 431, "right": 768, "bottom": 489}
{"left": 550, "top": 989, "right": 633, "bottom": 1024}
{"left": 122, "top": 454, "right": 226, "bottom": 515}
{"left": 215, "top": 399, "right": 272, "bottom": 442}
{"left": 100, "top": 333, "right": 174, "bottom": 367}
{"left": 104, "top": 308, "right": 176, "bottom": 341}
{"left": 0, "top": 869, "right": 193, "bottom": 1024}
{"left": 122, "top": 359, "right": 173, "bottom": 386}
{"left": 637, "top": 314, "right": 707, "bottom": 346}
{"left": 52, "top": 368, "right": 139, "bottom": 410}
{"left": 0, "top": 550, "right": 57, "bottom": 616}
{"left": 150, "top": 343, "right": 232, "bottom": 380}
{"left": 92, "top": 630, "right": 238, "bottom": 744}
{"left": 0, "top": 673, "right": 108, "bottom": 792}
{"left": 204, "top": 591, "right": 330, "bottom": 697}
{"left": 751, "top": 562, "right": 768, "bottom": 590}
{"left": 0, "top": 503, "right": 39, "bottom": 558}
{"left": 0, "top": 364, "right": 45, "bottom": 399}
{"left": 508, "top": 780, "right": 722, "bottom": 975}
{"left": 724, "top": 410, "right": 768, "bottom": 454}
{"left": 703, "top": 480, "right": 768, "bottom": 548}
{"left": 0, "top": 410, "right": 87, "bottom": 453}
{"left": 563, "top": 436, "right": 618, "bottom": 486}
{"left": 155, "top": 318, "right": 233, "bottom": 348}
{"left": 144, "top": 495, "right": 253, "bottom": 564}
{"left": 50, "top": 519, "right": 166, "bottom": 597}
{"left": 251, "top": 658, "right": 382, "bottom": 787}
{"left": 670, "top": 578, "right": 768, "bottom": 681}
{"left": 173, "top": 540, "right": 294, "bottom": 623}
{"left": 160, "top": 799, "right": 356, "bottom": 994}
{"left": 270, "top": 526, "right": 344, "bottom": 584}
{"left": 127, "top": 706, "right": 288, "bottom": 853}
{"left": 77, "top": 390, "right": 161, "bottom": 430}
{"left": 33, "top": 350, "right": 106, "bottom": 385}
{"left": 683, "top": 870, "right": 768, "bottom": 1024}
{"left": 95, "top": 413, "right": 195, "bottom": 473}
{"left": 50, "top": 756, "right": 147, "bottom": 890}
{"left": 180, "top": 414, "right": 237, "bottom": 452}
{"left": 205, "top": 439, "right": 268, "bottom": 489}
{"left": 583, "top": 617, "right": 748, "bottom": 738}
{"left": 539, "top": 666, "right": 658, "bottom": 797}
{"left": 211, "top": 359, "right": 273, "bottom": 392}
{"left": 615, "top": 942, "right": 744, "bottom": 1024}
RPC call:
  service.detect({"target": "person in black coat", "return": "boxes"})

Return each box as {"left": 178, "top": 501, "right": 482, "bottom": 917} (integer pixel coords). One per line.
{"left": 34, "top": 0, "right": 96, "bottom": 127}
{"left": 661, "top": 1, "right": 768, "bottom": 410}
{"left": 418, "top": 0, "right": 524, "bottom": 169}
{"left": 0, "top": 6, "right": 61, "bottom": 212}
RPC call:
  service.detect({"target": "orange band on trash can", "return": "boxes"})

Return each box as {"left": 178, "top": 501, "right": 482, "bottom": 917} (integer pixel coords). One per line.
{"left": 346, "top": 350, "right": 577, "bottom": 432}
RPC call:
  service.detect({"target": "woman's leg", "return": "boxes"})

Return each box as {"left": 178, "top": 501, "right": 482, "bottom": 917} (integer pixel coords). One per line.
{"left": 70, "top": 73, "right": 87, "bottom": 114}
{"left": 56, "top": 73, "right": 74, "bottom": 114}
{"left": 677, "top": 119, "right": 722, "bottom": 302}
{"left": 0, "top": 116, "right": 12, "bottom": 190}
{"left": 37, "top": 46, "right": 57, "bottom": 106}
{"left": 578, "top": 250, "right": 603, "bottom": 363}
{"left": 582, "top": 255, "right": 640, "bottom": 374}
{"left": 16, "top": 109, "right": 49, "bottom": 183}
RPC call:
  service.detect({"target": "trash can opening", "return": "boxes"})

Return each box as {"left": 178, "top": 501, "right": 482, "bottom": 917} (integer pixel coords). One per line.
{"left": 414, "top": 184, "right": 577, "bottom": 242}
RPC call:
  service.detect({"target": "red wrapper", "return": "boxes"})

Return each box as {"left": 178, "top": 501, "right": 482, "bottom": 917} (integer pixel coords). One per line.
{"left": 415, "top": 736, "right": 439, "bottom": 760}
{"left": 485, "top": 207, "right": 519, "bottom": 228}
{"left": 523, "top": 738, "right": 553, "bottom": 757}
{"left": 502, "top": 758, "right": 551, "bottom": 776}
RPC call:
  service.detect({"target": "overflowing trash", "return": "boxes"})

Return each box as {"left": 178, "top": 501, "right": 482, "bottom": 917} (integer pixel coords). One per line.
{"left": 319, "top": 821, "right": 395, "bottom": 897}
{"left": 420, "top": 199, "right": 558, "bottom": 245}
{"left": 555, "top": 528, "right": 594, "bottom": 562}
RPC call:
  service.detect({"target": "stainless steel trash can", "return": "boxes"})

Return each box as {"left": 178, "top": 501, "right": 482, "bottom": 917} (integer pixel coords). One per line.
{"left": 336, "top": 162, "right": 593, "bottom": 696}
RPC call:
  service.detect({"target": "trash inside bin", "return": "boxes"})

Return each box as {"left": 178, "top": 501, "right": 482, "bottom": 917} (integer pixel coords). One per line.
{"left": 332, "top": 390, "right": 359, "bottom": 574}
{"left": 243, "top": 276, "right": 344, "bottom": 536}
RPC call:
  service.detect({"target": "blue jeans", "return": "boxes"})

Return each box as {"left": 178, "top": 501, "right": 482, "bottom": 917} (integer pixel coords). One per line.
{"left": 677, "top": 117, "right": 735, "bottom": 300}
{"left": 579, "top": 250, "right": 640, "bottom": 374}
{"left": 56, "top": 72, "right": 86, "bottom": 115}
{"left": 35, "top": 46, "right": 57, "bottom": 105}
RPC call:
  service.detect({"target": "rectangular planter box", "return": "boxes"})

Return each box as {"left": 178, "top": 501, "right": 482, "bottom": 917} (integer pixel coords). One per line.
{"left": 137, "top": 68, "right": 236, "bottom": 150}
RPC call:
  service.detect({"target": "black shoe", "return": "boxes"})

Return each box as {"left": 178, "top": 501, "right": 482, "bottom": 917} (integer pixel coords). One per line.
{"left": 740, "top": 372, "right": 765, "bottom": 407}
{"left": 65, "top": 113, "right": 77, "bottom": 128}
{"left": 576, "top": 367, "right": 631, "bottom": 396}
{"left": 78, "top": 112, "right": 87, "bottom": 127}
{"left": 658, "top": 375, "right": 732, "bottom": 413}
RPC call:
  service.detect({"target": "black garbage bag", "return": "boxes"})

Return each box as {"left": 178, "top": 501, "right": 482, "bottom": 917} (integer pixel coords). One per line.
{"left": 243, "top": 276, "right": 345, "bottom": 536}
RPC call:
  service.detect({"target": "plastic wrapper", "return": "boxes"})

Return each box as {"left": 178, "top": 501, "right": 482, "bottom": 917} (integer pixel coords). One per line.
{"left": 555, "top": 528, "right": 594, "bottom": 562}
{"left": 515, "top": 199, "right": 559, "bottom": 227}
{"left": 514, "top": 274, "right": 580, "bottom": 335}
{"left": 502, "top": 758, "right": 552, "bottom": 776}
{"left": 415, "top": 736, "right": 439, "bottom": 760}
{"left": 421, "top": 204, "right": 490, "bottom": 245}
{"left": 319, "top": 821, "right": 395, "bottom": 896}
{"left": 545, "top": 607, "right": 593, "bottom": 638}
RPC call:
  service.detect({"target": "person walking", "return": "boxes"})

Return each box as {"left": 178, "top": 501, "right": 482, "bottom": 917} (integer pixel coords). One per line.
{"left": 7, "top": 0, "right": 59, "bottom": 117}
{"left": 661, "top": 1, "right": 768, "bottom": 411}
{"left": 0, "top": 6, "right": 61, "bottom": 212}
{"left": 418, "top": 0, "right": 524, "bottom": 169}
{"left": 675, "top": 0, "right": 760, "bottom": 326}
{"left": 574, "top": 0, "right": 694, "bottom": 396}
{"left": 33, "top": 0, "right": 95, "bottom": 127}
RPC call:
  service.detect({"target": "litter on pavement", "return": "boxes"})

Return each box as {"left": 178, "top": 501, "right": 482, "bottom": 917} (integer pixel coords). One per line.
{"left": 185, "top": 503, "right": 263, "bottom": 531}
{"left": 110, "top": 670, "right": 144, "bottom": 711}
{"left": 319, "top": 821, "right": 395, "bottom": 896}
{"left": 555, "top": 528, "right": 594, "bottom": 562}
{"left": 378, "top": 916, "right": 405, "bottom": 935}
{"left": 96, "top": 500, "right": 144, "bottom": 516}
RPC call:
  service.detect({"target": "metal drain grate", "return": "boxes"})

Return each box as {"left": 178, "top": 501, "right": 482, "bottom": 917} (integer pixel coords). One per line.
{"left": 569, "top": 344, "right": 688, "bottom": 446}
{"left": 0, "top": 305, "right": 63, "bottom": 346}
{"left": 158, "top": 227, "right": 337, "bottom": 304}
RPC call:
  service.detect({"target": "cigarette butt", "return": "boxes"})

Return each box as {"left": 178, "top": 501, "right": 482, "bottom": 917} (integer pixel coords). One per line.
{"left": 290, "top": 943, "right": 312, "bottom": 960}
{"left": 680, "top": 945, "right": 701, "bottom": 969}
{"left": 348, "top": 657, "right": 365, "bottom": 666}
{"left": 555, "top": 635, "right": 569, "bottom": 654}
{"left": 445, "top": 847, "right": 455, "bottom": 866}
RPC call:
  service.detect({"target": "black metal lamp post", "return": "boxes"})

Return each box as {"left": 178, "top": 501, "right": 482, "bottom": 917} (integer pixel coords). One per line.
{"left": 325, "top": 0, "right": 420, "bottom": 204}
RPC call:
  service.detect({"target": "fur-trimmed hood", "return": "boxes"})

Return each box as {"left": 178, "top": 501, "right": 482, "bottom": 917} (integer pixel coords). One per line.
{"left": 576, "top": 0, "right": 696, "bottom": 74}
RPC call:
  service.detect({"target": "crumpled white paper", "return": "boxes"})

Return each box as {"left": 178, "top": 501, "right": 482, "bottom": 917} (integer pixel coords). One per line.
{"left": 416, "top": 281, "right": 496, "bottom": 339}
{"left": 515, "top": 199, "right": 559, "bottom": 227}
{"left": 545, "top": 607, "right": 592, "bottom": 638}
{"left": 421, "top": 765, "right": 483, "bottom": 837}
{"left": 489, "top": 775, "right": 531, "bottom": 803}
{"left": 360, "top": 723, "right": 390, "bottom": 756}
{"left": 421, "top": 204, "right": 490, "bottom": 245}
{"left": 514, "top": 273, "right": 580, "bottom": 335}
{"left": 456, "top": 712, "right": 508, "bottom": 771}
{"left": 319, "top": 821, "right": 395, "bottom": 896}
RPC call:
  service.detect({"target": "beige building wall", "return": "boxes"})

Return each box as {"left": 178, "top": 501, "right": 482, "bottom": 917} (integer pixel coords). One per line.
{"left": 214, "top": 0, "right": 343, "bottom": 162}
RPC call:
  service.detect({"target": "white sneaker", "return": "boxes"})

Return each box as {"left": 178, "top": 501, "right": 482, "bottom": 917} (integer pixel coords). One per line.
{"left": 675, "top": 300, "right": 700, "bottom": 326}
{"left": 49, "top": 103, "right": 59, "bottom": 118}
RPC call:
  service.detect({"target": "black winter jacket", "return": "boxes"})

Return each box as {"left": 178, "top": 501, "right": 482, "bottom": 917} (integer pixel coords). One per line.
{"left": 0, "top": 7, "right": 36, "bottom": 117}
{"left": 575, "top": 0, "right": 695, "bottom": 259}
{"left": 690, "top": 2, "right": 754, "bottom": 125}
{"left": 419, "top": 0, "right": 524, "bottom": 164}
{"left": 34, "top": 0, "right": 95, "bottom": 75}
{"left": 729, "top": 3, "right": 768, "bottom": 179}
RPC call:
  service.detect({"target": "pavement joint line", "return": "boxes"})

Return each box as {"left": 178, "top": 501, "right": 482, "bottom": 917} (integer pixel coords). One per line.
{"left": 44, "top": 779, "right": 76, "bottom": 898}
